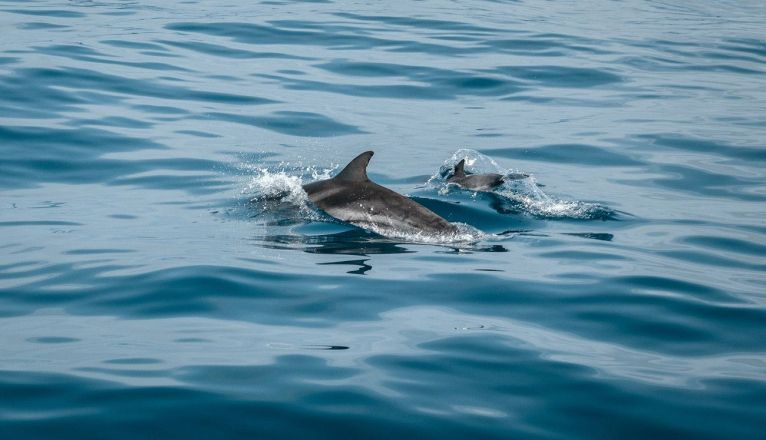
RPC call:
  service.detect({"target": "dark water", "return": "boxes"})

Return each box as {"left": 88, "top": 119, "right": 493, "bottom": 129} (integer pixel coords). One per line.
{"left": 2, "top": 1, "right": 766, "bottom": 438}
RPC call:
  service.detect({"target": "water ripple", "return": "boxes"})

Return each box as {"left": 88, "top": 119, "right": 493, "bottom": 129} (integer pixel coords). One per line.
{"left": 2, "top": 1, "right": 766, "bottom": 438}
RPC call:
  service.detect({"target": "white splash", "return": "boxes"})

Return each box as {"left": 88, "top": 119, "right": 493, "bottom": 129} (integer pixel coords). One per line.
{"left": 239, "top": 161, "right": 335, "bottom": 223}
{"left": 240, "top": 161, "right": 484, "bottom": 243}
{"left": 361, "top": 221, "right": 486, "bottom": 244}
{"left": 430, "top": 149, "right": 614, "bottom": 220}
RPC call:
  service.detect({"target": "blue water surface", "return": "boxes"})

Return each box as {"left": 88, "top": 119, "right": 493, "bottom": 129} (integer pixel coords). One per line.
{"left": 1, "top": 1, "right": 766, "bottom": 438}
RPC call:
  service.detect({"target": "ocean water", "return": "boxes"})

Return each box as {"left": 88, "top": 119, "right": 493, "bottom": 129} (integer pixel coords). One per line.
{"left": 1, "top": 0, "right": 765, "bottom": 438}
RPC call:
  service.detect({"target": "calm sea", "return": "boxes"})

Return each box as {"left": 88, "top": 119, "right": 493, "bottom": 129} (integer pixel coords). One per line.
{"left": 1, "top": 1, "right": 765, "bottom": 438}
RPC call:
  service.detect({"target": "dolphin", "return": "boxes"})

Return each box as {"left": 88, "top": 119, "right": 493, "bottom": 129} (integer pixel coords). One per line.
{"left": 302, "top": 151, "right": 459, "bottom": 236}
{"left": 447, "top": 159, "right": 528, "bottom": 191}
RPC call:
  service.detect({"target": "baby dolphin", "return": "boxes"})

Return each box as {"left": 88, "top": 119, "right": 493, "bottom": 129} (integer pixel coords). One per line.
{"left": 302, "top": 151, "right": 459, "bottom": 236}
{"left": 447, "top": 159, "right": 528, "bottom": 191}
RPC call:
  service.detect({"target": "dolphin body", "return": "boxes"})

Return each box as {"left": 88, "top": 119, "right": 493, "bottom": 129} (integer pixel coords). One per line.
{"left": 302, "top": 151, "right": 459, "bottom": 236}
{"left": 447, "top": 159, "right": 528, "bottom": 191}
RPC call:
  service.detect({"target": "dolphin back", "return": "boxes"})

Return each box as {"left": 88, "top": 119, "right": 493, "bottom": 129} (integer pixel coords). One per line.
{"left": 453, "top": 159, "right": 467, "bottom": 178}
{"left": 303, "top": 151, "right": 374, "bottom": 204}
{"left": 335, "top": 151, "right": 374, "bottom": 182}
{"left": 302, "top": 151, "right": 458, "bottom": 236}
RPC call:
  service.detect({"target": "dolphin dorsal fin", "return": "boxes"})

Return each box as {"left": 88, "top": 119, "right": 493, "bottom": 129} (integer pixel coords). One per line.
{"left": 335, "top": 151, "right": 373, "bottom": 182}
{"left": 453, "top": 159, "right": 466, "bottom": 178}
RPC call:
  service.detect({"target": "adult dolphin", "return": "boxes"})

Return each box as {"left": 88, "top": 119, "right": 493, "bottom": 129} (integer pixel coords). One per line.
{"left": 447, "top": 159, "right": 528, "bottom": 191}
{"left": 302, "top": 151, "right": 459, "bottom": 236}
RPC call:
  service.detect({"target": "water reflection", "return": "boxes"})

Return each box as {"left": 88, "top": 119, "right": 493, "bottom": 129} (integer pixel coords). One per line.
{"left": 252, "top": 228, "right": 511, "bottom": 275}
{"left": 318, "top": 259, "right": 372, "bottom": 275}
{"left": 251, "top": 229, "right": 413, "bottom": 256}
{"left": 563, "top": 232, "right": 615, "bottom": 241}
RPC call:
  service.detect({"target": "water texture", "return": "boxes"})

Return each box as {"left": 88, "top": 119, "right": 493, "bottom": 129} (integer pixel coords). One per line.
{"left": 1, "top": 1, "right": 765, "bottom": 438}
